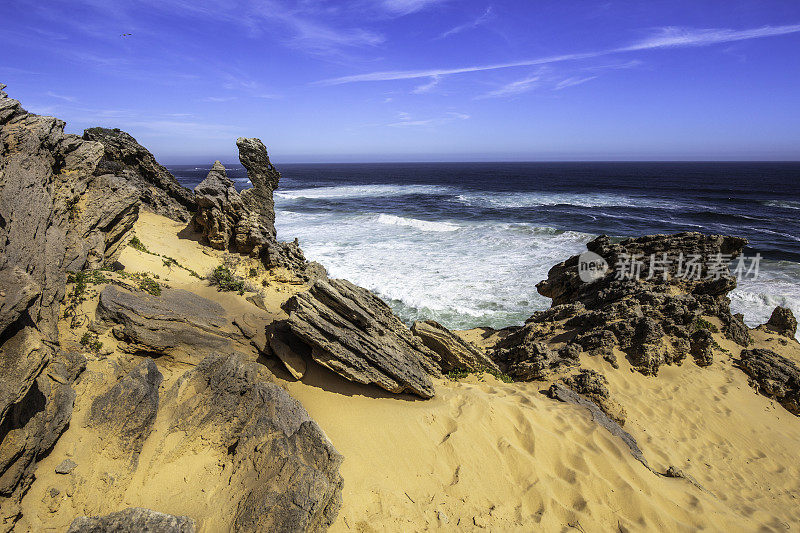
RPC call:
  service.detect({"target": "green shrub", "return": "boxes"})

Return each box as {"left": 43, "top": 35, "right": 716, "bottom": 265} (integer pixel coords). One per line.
{"left": 80, "top": 332, "right": 103, "bottom": 352}
{"left": 209, "top": 265, "right": 247, "bottom": 294}
{"left": 128, "top": 235, "right": 149, "bottom": 253}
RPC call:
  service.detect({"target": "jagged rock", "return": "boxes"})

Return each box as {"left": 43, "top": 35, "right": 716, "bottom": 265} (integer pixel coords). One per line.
{"left": 0, "top": 84, "right": 137, "bottom": 521}
{"left": 237, "top": 137, "right": 280, "bottom": 241}
{"left": 87, "top": 359, "right": 162, "bottom": 458}
{"left": 724, "top": 313, "right": 752, "bottom": 347}
{"left": 166, "top": 353, "right": 343, "bottom": 531}
{"left": 94, "top": 285, "right": 249, "bottom": 361}
{"left": 276, "top": 278, "right": 441, "bottom": 398}
{"left": 762, "top": 306, "right": 798, "bottom": 339}
{"left": 690, "top": 329, "right": 715, "bottom": 367}
{"left": 525, "top": 232, "right": 749, "bottom": 375}
{"left": 55, "top": 458, "right": 77, "bottom": 474}
{"left": 192, "top": 161, "right": 243, "bottom": 250}
{"left": 547, "top": 383, "right": 647, "bottom": 468}
{"left": 738, "top": 348, "right": 800, "bottom": 416}
{"left": 267, "top": 328, "right": 309, "bottom": 380}
{"left": 83, "top": 127, "right": 195, "bottom": 222}
{"left": 411, "top": 320, "right": 499, "bottom": 372}
{"left": 492, "top": 328, "right": 578, "bottom": 381}
{"left": 67, "top": 507, "right": 195, "bottom": 533}
{"left": 561, "top": 369, "right": 626, "bottom": 426}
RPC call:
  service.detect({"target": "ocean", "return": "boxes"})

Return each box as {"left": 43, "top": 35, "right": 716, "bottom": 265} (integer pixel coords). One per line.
{"left": 171, "top": 162, "right": 800, "bottom": 337}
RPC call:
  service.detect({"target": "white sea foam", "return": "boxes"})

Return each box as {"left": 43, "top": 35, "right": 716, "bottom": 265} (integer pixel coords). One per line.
{"left": 374, "top": 214, "right": 459, "bottom": 232}
{"left": 763, "top": 200, "right": 800, "bottom": 210}
{"left": 275, "top": 184, "right": 453, "bottom": 201}
{"left": 454, "top": 191, "right": 675, "bottom": 209}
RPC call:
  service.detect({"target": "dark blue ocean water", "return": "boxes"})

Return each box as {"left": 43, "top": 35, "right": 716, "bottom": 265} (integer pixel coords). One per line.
{"left": 171, "top": 162, "right": 800, "bottom": 334}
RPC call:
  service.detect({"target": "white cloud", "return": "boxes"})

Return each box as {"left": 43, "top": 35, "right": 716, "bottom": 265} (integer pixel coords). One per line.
{"left": 554, "top": 76, "right": 598, "bottom": 90}
{"left": 317, "top": 23, "right": 800, "bottom": 85}
{"left": 388, "top": 110, "right": 469, "bottom": 127}
{"left": 478, "top": 75, "right": 542, "bottom": 98}
{"left": 412, "top": 75, "right": 441, "bottom": 94}
{"left": 438, "top": 6, "right": 493, "bottom": 39}
{"left": 382, "top": 0, "right": 445, "bottom": 16}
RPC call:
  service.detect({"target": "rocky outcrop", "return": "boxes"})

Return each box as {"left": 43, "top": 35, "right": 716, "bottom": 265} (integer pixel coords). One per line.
{"left": 738, "top": 348, "right": 800, "bottom": 416}
{"left": 94, "top": 285, "right": 251, "bottom": 361}
{"left": 760, "top": 306, "right": 798, "bottom": 339}
{"left": 67, "top": 507, "right": 196, "bottom": 533}
{"left": 561, "top": 369, "right": 626, "bottom": 426}
{"left": 83, "top": 127, "right": 195, "bottom": 222}
{"left": 86, "top": 359, "right": 162, "bottom": 460}
{"left": 492, "top": 331, "right": 579, "bottom": 381}
{"left": 192, "top": 147, "right": 324, "bottom": 281}
{"left": 411, "top": 320, "right": 499, "bottom": 372}
{"left": 509, "top": 232, "right": 749, "bottom": 376}
{"left": 273, "top": 278, "right": 442, "bottom": 398}
{"left": 167, "top": 353, "right": 343, "bottom": 532}
{"left": 0, "top": 84, "right": 138, "bottom": 525}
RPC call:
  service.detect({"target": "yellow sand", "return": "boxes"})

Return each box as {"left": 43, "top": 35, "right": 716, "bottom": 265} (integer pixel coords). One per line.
{"left": 17, "top": 211, "right": 800, "bottom": 532}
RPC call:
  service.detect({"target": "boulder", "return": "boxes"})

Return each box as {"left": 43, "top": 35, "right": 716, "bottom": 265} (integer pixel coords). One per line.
{"left": 276, "top": 278, "right": 441, "bottom": 398}
{"left": 94, "top": 285, "right": 249, "bottom": 361}
{"left": 192, "top": 161, "right": 243, "bottom": 250}
{"left": 411, "top": 320, "right": 499, "bottom": 372}
{"left": 0, "top": 84, "right": 137, "bottom": 520}
{"left": 762, "top": 306, "right": 798, "bottom": 339}
{"left": 67, "top": 507, "right": 195, "bottom": 533}
{"left": 87, "top": 359, "right": 162, "bottom": 458}
{"left": 492, "top": 327, "right": 579, "bottom": 381}
{"left": 737, "top": 348, "right": 800, "bottom": 416}
{"left": 690, "top": 329, "right": 715, "bottom": 367}
{"left": 165, "top": 353, "right": 343, "bottom": 531}
{"left": 83, "top": 127, "right": 195, "bottom": 222}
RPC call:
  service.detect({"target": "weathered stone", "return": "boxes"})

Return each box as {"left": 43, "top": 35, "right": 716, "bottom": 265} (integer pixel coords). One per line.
{"left": 738, "top": 348, "right": 800, "bottom": 416}
{"left": 690, "top": 329, "right": 715, "bottom": 367}
{"left": 67, "top": 507, "right": 195, "bottom": 533}
{"left": 193, "top": 161, "right": 246, "bottom": 251}
{"left": 95, "top": 285, "right": 249, "bottom": 361}
{"left": 411, "top": 320, "right": 499, "bottom": 372}
{"left": 1, "top": 85, "right": 137, "bottom": 520}
{"left": 55, "top": 458, "right": 77, "bottom": 474}
{"left": 763, "top": 306, "right": 798, "bottom": 339}
{"left": 277, "top": 278, "right": 441, "bottom": 398}
{"left": 548, "top": 383, "right": 647, "bottom": 468}
{"left": 87, "top": 359, "right": 162, "bottom": 457}
{"left": 166, "top": 353, "right": 343, "bottom": 531}
{"left": 83, "top": 127, "right": 195, "bottom": 222}
{"left": 492, "top": 328, "right": 578, "bottom": 381}
{"left": 237, "top": 137, "right": 280, "bottom": 240}
{"left": 562, "top": 369, "right": 626, "bottom": 426}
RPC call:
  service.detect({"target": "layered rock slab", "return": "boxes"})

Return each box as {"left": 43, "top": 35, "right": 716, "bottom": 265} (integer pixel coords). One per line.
{"left": 274, "top": 279, "right": 442, "bottom": 398}
{"left": 67, "top": 507, "right": 196, "bottom": 533}
{"left": 411, "top": 320, "right": 499, "bottom": 372}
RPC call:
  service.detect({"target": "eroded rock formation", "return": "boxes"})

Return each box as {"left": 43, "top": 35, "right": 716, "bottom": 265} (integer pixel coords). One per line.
{"left": 67, "top": 507, "right": 196, "bottom": 533}
{"left": 411, "top": 320, "right": 499, "bottom": 372}
{"left": 83, "top": 127, "right": 196, "bottom": 222}
{"left": 272, "top": 278, "right": 442, "bottom": 398}
{"left": 0, "top": 84, "right": 138, "bottom": 526}
{"left": 738, "top": 348, "right": 800, "bottom": 416}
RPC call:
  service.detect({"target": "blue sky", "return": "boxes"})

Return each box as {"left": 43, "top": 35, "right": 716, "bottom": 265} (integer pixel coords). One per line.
{"left": 1, "top": 0, "right": 799, "bottom": 162}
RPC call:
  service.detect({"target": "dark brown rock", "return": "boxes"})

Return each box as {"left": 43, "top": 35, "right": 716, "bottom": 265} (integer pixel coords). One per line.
{"left": 83, "top": 127, "right": 195, "bottom": 222}
{"left": 763, "top": 306, "right": 798, "bottom": 339}
{"left": 738, "top": 348, "right": 800, "bottom": 415}
{"left": 690, "top": 329, "right": 715, "bottom": 367}
{"left": 561, "top": 369, "right": 626, "bottom": 426}
{"left": 492, "top": 328, "right": 578, "bottom": 381}
{"left": 277, "top": 278, "right": 441, "bottom": 398}
{"left": 67, "top": 507, "right": 195, "bottom": 533}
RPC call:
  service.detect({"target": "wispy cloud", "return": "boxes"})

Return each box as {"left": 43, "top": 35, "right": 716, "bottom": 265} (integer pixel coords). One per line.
{"left": 46, "top": 91, "right": 77, "bottom": 102}
{"left": 317, "top": 23, "right": 800, "bottom": 85}
{"left": 478, "top": 74, "right": 542, "bottom": 99}
{"left": 553, "top": 76, "right": 598, "bottom": 91}
{"left": 200, "top": 96, "right": 237, "bottom": 103}
{"left": 388, "top": 110, "right": 469, "bottom": 127}
{"left": 412, "top": 75, "right": 441, "bottom": 94}
{"left": 438, "top": 6, "right": 494, "bottom": 39}
{"left": 381, "top": 0, "right": 446, "bottom": 16}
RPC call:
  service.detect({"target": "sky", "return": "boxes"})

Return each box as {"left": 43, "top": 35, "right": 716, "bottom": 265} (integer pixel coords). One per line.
{"left": 1, "top": 0, "right": 799, "bottom": 163}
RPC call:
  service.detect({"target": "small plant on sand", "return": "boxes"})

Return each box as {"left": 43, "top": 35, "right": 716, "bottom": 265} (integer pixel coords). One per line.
{"left": 80, "top": 332, "right": 103, "bottom": 353}
{"left": 209, "top": 265, "right": 246, "bottom": 295}
{"left": 138, "top": 275, "right": 162, "bottom": 296}
{"left": 128, "top": 235, "right": 150, "bottom": 253}
{"left": 445, "top": 368, "right": 471, "bottom": 381}
{"left": 692, "top": 317, "right": 719, "bottom": 333}
{"left": 446, "top": 367, "right": 514, "bottom": 383}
